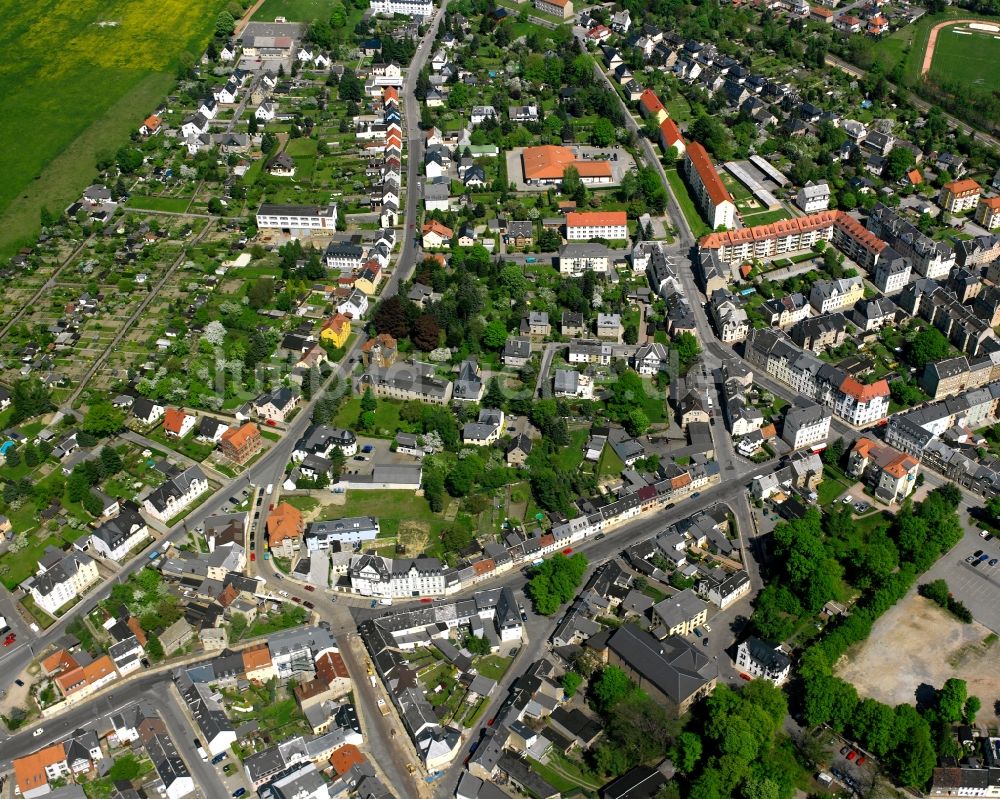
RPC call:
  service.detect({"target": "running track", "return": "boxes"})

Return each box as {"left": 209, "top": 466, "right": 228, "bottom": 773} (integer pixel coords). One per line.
{"left": 921, "top": 18, "right": 996, "bottom": 76}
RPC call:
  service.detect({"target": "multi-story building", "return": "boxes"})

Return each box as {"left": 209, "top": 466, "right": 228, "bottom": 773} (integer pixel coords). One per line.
{"left": 940, "top": 179, "right": 981, "bottom": 214}
{"left": 369, "top": 0, "right": 433, "bottom": 15}
{"left": 568, "top": 338, "right": 613, "bottom": 365}
{"left": 253, "top": 387, "right": 299, "bottom": 423}
{"left": 866, "top": 203, "right": 955, "bottom": 278}
{"left": 848, "top": 437, "right": 920, "bottom": 503}
{"left": 789, "top": 312, "right": 847, "bottom": 353}
{"left": 699, "top": 212, "right": 837, "bottom": 265}
{"left": 650, "top": 589, "right": 709, "bottom": 637}
{"left": 735, "top": 638, "right": 791, "bottom": 685}
{"left": 781, "top": 400, "right": 832, "bottom": 450}
{"left": 872, "top": 248, "right": 911, "bottom": 294}
{"left": 831, "top": 212, "right": 887, "bottom": 269}
{"left": 462, "top": 408, "right": 505, "bottom": 446}
{"left": 683, "top": 142, "right": 737, "bottom": 230}
{"left": 763, "top": 293, "right": 811, "bottom": 328}
{"left": 89, "top": 505, "right": 148, "bottom": 562}
{"left": 565, "top": 211, "right": 628, "bottom": 241}
{"left": 30, "top": 548, "right": 101, "bottom": 615}
{"left": 534, "top": 0, "right": 573, "bottom": 18}
{"left": 919, "top": 353, "right": 1000, "bottom": 401}
{"left": 143, "top": 465, "right": 209, "bottom": 523}
{"left": 255, "top": 203, "right": 338, "bottom": 235}
{"left": 219, "top": 422, "right": 263, "bottom": 465}
{"left": 558, "top": 243, "right": 613, "bottom": 275}
{"left": 796, "top": 181, "right": 830, "bottom": 213}
{"left": 267, "top": 502, "right": 304, "bottom": 558}
{"left": 358, "top": 362, "right": 453, "bottom": 405}
{"left": 293, "top": 424, "right": 358, "bottom": 460}
{"left": 885, "top": 379, "right": 1000, "bottom": 456}
{"left": 709, "top": 294, "right": 750, "bottom": 343}
{"left": 809, "top": 276, "right": 864, "bottom": 314}
{"left": 745, "top": 328, "right": 891, "bottom": 425}
{"left": 305, "top": 517, "right": 380, "bottom": 550}
{"left": 349, "top": 553, "right": 452, "bottom": 597}
{"left": 975, "top": 196, "right": 1000, "bottom": 230}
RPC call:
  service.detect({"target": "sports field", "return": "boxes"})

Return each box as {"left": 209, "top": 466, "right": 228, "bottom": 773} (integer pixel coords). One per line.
{"left": 0, "top": 0, "right": 225, "bottom": 260}
{"left": 928, "top": 25, "right": 1000, "bottom": 94}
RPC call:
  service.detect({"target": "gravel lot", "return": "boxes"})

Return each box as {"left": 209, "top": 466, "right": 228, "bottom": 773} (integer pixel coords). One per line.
{"left": 836, "top": 592, "right": 1000, "bottom": 728}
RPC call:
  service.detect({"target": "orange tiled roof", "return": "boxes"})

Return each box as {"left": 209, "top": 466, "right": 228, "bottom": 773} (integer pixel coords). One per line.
{"left": 266, "top": 502, "right": 303, "bottom": 545}
{"left": 361, "top": 332, "right": 396, "bottom": 353}
{"left": 566, "top": 210, "right": 627, "bottom": 228}
{"left": 811, "top": 6, "right": 833, "bottom": 15}
{"left": 222, "top": 422, "right": 260, "bottom": 449}
{"left": 422, "top": 220, "right": 453, "bottom": 238}
{"left": 42, "top": 649, "right": 78, "bottom": 675}
{"left": 322, "top": 313, "right": 352, "bottom": 334}
{"left": 56, "top": 654, "right": 116, "bottom": 695}
{"left": 840, "top": 375, "right": 889, "bottom": 401}
{"left": 143, "top": 115, "right": 161, "bottom": 131}
{"left": 659, "top": 118, "right": 684, "bottom": 146}
{"left": 639, "top": 89, "right": 665, "bottom": 115}
{"left": 980, "top": 196, "right": 1000, "bottom": 210}
{"left": 473, "top": 559, "right": 496, "bottom": 575}
{"left": 685, "top": 142, "right": 733, "bottom": 207}
{"left": 163, "top": 407, "right": 190, "bottom": 435}
{"left": 316, "top": 651, "right": 350, "bottom": 683}
{"left": 14, "top": 744, "right": 67, "bottom": 794}
{"left": 944, "top": 178, "right": 981, "bottom": 195}
{"left": 700, "top": 211, "right": 842, "bottom": 250}
{"left": 906, "top": 169, "right": 923, "bottom": 185}
{"left": 243, "top": 642, "right": 272, "bottom": 672}
{"left": 833, "top": 211, "right": 887, "bottom": 253}
{"left": 522, "top": 146, "right": 613, "bottom": 182}
{"left": 330, "top": 744, "right": 366, "bottom": 775}
{"left": 383, "top": 87, "right": 399, "bottom": 102}
{"left": 126, "top": 616, "right": 148, "bottom": 647}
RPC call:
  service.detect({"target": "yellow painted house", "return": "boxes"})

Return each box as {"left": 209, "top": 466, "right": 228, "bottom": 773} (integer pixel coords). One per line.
{"left": 321, "top": 313, "right": 351, "bottom": 348}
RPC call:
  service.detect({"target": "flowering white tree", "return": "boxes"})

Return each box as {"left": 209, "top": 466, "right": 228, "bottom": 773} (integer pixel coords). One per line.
{"left": 202, "top": 320, "right": 227, "bottom": 346}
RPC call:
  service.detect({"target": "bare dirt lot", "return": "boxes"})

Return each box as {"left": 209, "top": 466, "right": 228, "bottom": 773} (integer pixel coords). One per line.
{"left": 837, "top": 592, "right": 1000, "bottom": 729}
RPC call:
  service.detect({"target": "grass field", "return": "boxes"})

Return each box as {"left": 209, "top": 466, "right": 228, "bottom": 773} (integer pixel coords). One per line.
{"left": 126, "top": 195, "right": 193, "bottom": 213}
{"left": 0, "top": 0, "right": 225, "bottom": 260}
{"left": 928, "top": 26, "right": 1000, "bottom": 94}
{"left": 664, "top": 168, "right": 711, "bottom": 238}
{"left": 252, "top": 0, "right": 331, "bottom": 21}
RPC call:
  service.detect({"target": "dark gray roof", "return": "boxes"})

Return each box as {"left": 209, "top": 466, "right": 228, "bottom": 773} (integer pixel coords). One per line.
{"left": 604, "top": 624, "right": 717, "bottom": 704}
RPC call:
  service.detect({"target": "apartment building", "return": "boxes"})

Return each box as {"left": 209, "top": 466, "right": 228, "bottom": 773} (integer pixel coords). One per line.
{"left": 369, "top": 0, "right": 433, "bottom": 15}
{"left": 848, "top": 437, "right": 920, "bottom": 503}
{"left": 872, "top": 249, "right": 912, "bottom": 294}
{"left": 975, "top": 196, "right": 1000, "bottom": 230}
{"left": 920, "top": 353, "right": 1000, "bottom": 401}
{"left": 809, "top": 276, "right": 864, "bottom": 314}
{"left": 745, "top": 328, "right": 891, "bottom": 425}
{"left": 565, "top": 211, "right": 628, "bottom": 241}
{"left": 534, "top": 0, "right": 573, "bottom": 18}
{"left": 559, "top": 243, "right": 613, "bottom": 275}
{"left": 29, "top": 548, "right": 101, "bottom": 615}
{"left": 796, "top": 181, "right": 830, "bottom": 213}
{"left": 305, "top": 517, "right": 380, "bottom": 550}
{"left": 866, "top": 203, "right": 956, "bottom": 278}
{"left": 735, "top": 638, "right": 791, "bottom": 685}
{"left": 143, "top": 465, "right": 209, "bottom": 523}
{"left": 781, "top": 400, "right": 832, "bottom": 450}
{"left": 219, "top": 422, "right": 263, "bottom": 465}
{"left": 683, "top": 142, "right": 736, "bottom": 230}
{"left": 89, "top": 504, "right": 148, "bottom": 562}
{"left": 358, "top": 362, "right": 453, "bottom": 405}
{"left": 255, "top": 203, "right": 339, "bottom": 235}
{"left": 349, "top": 553, "right": 452, "bottom": 597}
{"left": 650, "top": 589, "right": 709, "bottom": 637}
{"left": 698, "top": 212, "right": 836, "bottom": 265}
{"left": 940, "top": 179, "right": 981, "bottom": 214}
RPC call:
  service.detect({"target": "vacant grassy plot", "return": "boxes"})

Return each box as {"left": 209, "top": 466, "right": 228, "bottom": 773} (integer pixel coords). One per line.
{"left": 126, "top": 195, "right": 193, "bottom": 213}
{"left": 325, "top": 490, "right": 443, "bottom": 539}
{"left": 742, "top": 208, "right": 793, "bottom": 226}
{"left": 252, "top": 0, "right": 331, "bottom": 21}
{"left": 0, "top": 0, "right": 225, "bottom": 260}
{"left": 664, "top": 168, "right": 711, "bottom": 238}
{"left": 929, "top": 27, "right": 1000, "bottom": 94}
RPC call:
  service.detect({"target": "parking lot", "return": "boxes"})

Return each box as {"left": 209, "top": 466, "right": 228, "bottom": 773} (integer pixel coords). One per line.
{"left": 921, "top": 526, "right": 1000, "bottom": 634}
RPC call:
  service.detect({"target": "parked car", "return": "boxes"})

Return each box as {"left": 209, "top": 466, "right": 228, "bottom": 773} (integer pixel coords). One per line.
{"left": 304, "top": 585, "right": 315, "bottom": 592}
{"left": 303, "top": 600, "right": 315, "bottom": 609}
{"left": 990, "top": 559, "right": 998, "bottom": 567}
{"left": 3, "top": 633, "right": 15, "bottom": 646}
{"left": 694, "top": 628, "right": 703, "bottom": 638}
{"left": 33, "top": 727, "right": 44, "bottom": 737}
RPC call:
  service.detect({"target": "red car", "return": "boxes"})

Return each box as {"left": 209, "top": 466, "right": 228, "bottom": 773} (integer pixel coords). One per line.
{"left": 739, "top": 673, "right": 751, "bottom": 681}
{"left": 846, "top": 751, "right": 857, "bottom": 761}
{"left": 265, "top": 419, "right": 278, "bottom": 427}
{"left": 420, "top": 598, "right": 433, "bottom": 603}
{"left": 292, "top": 596, "right": 302, "bottom": 604}
{"left": 562, "top": 548, "right": 573, "bottom": 555}
{"left": 857, "top": 756, "right": 866, "bottom": 766}
{"left": 305, "top": 585, "right": 315, "bottom": 592}
{"left": 3, "top": 633, "right": 16, "bottom": 646}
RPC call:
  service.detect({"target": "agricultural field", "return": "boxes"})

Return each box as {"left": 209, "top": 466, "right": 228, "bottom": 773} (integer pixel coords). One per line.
{"left": 928, "top": 24, "right": 1000, "bottom": 95}
{"left": 0, "top": 0, "right": 228, "bottom": 261}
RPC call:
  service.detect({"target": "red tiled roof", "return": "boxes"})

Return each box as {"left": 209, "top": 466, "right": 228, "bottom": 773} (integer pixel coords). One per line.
{"left": 981, "top": 196, "right": 1000, "bottom": 211}
{"left": 840, "top": 375, "right": 889, "bottom": 401}
{"left": 659, "top": 118, "right": 684, "bottom": 147}
{"left": 833, "top": 211, "right": 887, "bottom": 253}
{"left": 685, "top": 142, "right": 733, "bottom": 207}
{"left": 566, "top": 211, "right": 627, "bottom": 228}
{"left": 330, "top": 744, "right": 366, "bottom": 775}
{"left": 944, "top": 178, "right": 981, "bottom": 196}
{"left": 422, "top": 220, "right": 453, "bottom": 238}
{"left": 163, "top": 407, "right": 190, "bottom": 435}
{"left": 700, "top": 210, "right": 840, "bottom": 249}
{"left": 638, "top": 89, "right": 665, "bottom": 115}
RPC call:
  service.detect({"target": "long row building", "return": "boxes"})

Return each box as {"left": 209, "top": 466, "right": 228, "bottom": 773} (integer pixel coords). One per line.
{"left": 745, "top": 328, "right": 891, "bottom": 426}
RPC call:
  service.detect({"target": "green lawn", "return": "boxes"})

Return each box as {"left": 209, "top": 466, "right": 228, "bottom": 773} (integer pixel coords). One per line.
{"left": 0, "top": 0, "right": 226, "bottom": 260}
{"left": 742, "top": 208, "right": 793, "bottom": 226}
{"left": 334, "top": 397, "right": 417, "bottom": 438}
{"left": 597, "top": 444, "right": 625, "bottom": 480}
{"left": 928, "top": 25, "right": 1000, "bottom": 94}
{"left": 321, "top": 489, "right": 445, "bottom": 541}
{"left": 664, "top": 168, "right": 711, "bottom": 238}
{"left": 252, "top": 0, "right": 335, "bottom": 21}
{"left": 475, "top": 654, "right": 513, "bottom": 681}
{"left": 126, "top": 195, "right": 192, "bottom": 213}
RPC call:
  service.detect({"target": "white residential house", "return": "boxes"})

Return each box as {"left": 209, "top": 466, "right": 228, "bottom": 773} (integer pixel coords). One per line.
{"left": 89, "top": 506, "right": 148, "bottom": 562}
{"left": 29, "top": 549, "right": 101, "bottom": 615}
{"left": 338, "top": 288, "right": 369, "bottom": 318}
{"left": 796, "top": 181, "right": 831, "bottom": 213}
{"left": 462, "top": 409, "right": 505, "bottom": 446}
{"left": 143, "top": 465, "right": 209, "bottom": 524}
{"left": 735, "top": 638, "right": 791, "bottom": 685}
{"left": 256, "top": 102, "right": 276, "bottom": 121}
{"left": 633, "top": 342, "right": 669, "bottom": 375}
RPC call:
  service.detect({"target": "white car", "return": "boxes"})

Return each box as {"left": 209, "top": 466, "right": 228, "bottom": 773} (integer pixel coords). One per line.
{"left": 33, "top": 727, "right": 44, "bottom": 737}
{"left": 703, "top": 623, "right": 712, "bottom": 632}
{"left": 842, "top": 495, "right": 853, "bottom": 504}
{"left": 981, "top": 530, "right": 991, "bottom": 539}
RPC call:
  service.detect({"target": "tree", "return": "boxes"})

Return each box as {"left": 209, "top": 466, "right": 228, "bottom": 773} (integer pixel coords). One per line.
{"left": 884, "top": 146, "right": 915, "bottom": 181}
{"left": 483, "top": 377, "right": 505, "bottom": 411}
{"left": 66, "top": 470, "right": 91, "bottom": 503}
{"left": 10, "top": 378, "right": 53, "bottom": 423}
{"left": 964, "top": 695, "right": 981, "bottom": 724}
{"left": 412, "top": 315, "right": 440, "bottom": 351}
{"left": 82, "top": 490, "right": 105, "bottom": 517}
{"left": 373, "top": 296, "right": 411, "bottom": 338}
{"left": 82, "top": 403, "right": 125, "bottom": 436}
{"left": 822, "top": 437, "right": 844, "bottom": 467}
{"left": 446, "top": 457, "right": 480, "bottom": 497}
{"left": 145, "top": 632, "right": 165, "bottom": 662}
{"left": 4, "top": 447, "right": 20, "bottom": 468}
{"left": 672, "top": 731, "right": 703, "bottom": 774}
{"left": 360, "top": 387, "right": 377, "bottom": 413}
{"left": 482, "top": 319, "right": 509, "bottom": 350}
{"left": 625, "top": 408, "right": 649, "bottom": 437}
{"left": 674, "top": 332, "right": 700, "bottom": 368}
{"left": 562, "top": 671, "right": 582, "bottom": 697}
{"left": 247, "top": 277, "right": 275, "bottom": 309}
{"left": 906, "top": 327, "right": 950, "bottom": 369}
{"left": 937, "top": 678, "right": 968, "bottom": 724}
{"left": 591, "top": 117, "right": 616, "bottom": 146}
{"left": 464, "top": 634, "right": 490, "bottom": 655}
{"left": 216, "top": 10, "right": 235, "bottom": 36}
{"left": 527, "top": 553, "right": 588, "bottom": 614}
{"left": 591, "top": 666, "right": 634, "bottom": 713}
